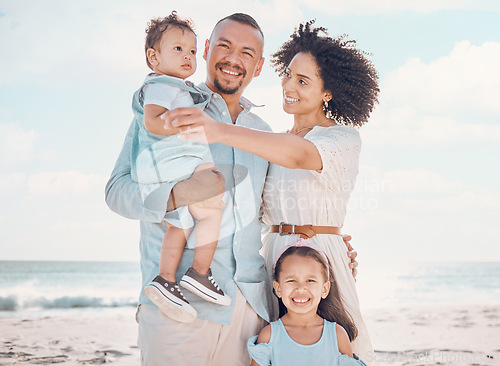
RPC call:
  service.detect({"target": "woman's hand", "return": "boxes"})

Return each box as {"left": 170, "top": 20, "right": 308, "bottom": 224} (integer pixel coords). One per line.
{"left": 161, "top": 107, "right": 224, "bottom": 144}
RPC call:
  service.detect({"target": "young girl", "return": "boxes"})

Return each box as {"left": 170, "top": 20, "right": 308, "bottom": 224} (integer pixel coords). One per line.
{"left": 131, "top": 12, "right": 230, "bottom": 323}
{"left": 248, "top": 239, "right": 367, "bottom": 365}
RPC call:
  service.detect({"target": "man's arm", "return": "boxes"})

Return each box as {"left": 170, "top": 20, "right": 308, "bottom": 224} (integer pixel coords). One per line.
{"left": 105, "top": 120, "right": 226, "bottom": 221}
{"left": 104, "top": 120, "right": 166, "bottom": 223}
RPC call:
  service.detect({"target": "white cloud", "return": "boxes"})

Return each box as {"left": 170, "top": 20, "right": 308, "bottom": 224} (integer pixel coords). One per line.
{"left": 27, "top": 171, "right": 106, "bottom": 196}
{"left": 245, "top": 82, "right": 292, "bottom": 132}
{"left": 344, "top": 165, "right": 500, "bottom": 262}
{"left": 0, "top": 0, "right": 498, "bottom": 87}
{"left": 0, "top": 0, "right": 304, "bottom": 88}
{"left": 358, "top": 166, "right": 464, "bottom": 195}
{"left": 295, "top": 0, "right": 499, "bottom": 15}
{"left": 0, "top": 167, "right": 139, "bottom": 261}
{"left": 401, "top": 190, "right": 499, "bottom": 212}
{"left": 364, "top": 41, "right": 500, "bottom": 145}
{"left": 352, "top": 165, "right": 498, "bottom": 214}
{"left": 0, "top": 172, "right": 27, "bottom": 198}
{"left": 384, "top": 41, "right": 500, "bottom": 115}
{"left": 0, "top": 123, "right": 37, "bottom": 167}
{"left": 0, "top": 1, "right": 145, "bottom": 87}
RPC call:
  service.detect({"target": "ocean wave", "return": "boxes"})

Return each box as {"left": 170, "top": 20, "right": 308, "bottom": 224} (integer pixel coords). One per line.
{"left": 0, "top": 294, "right": 137, "bottom": 311}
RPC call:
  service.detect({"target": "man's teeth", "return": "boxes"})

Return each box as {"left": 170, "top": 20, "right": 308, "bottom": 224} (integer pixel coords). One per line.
{"left": 222, "top": 69, "right": 239, "bottom": 76}
{"left": 285, "top": 96, "right": 299, "bottom": 102}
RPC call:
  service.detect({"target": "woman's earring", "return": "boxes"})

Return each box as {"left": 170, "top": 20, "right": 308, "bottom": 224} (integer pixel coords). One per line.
{"left": 323, "top": 99, "right": 332, "bottom": 119}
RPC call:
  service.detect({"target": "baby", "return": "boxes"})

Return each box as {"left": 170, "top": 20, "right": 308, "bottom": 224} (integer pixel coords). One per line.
{"left": 130, "top": 11, "right": 230, "bottom": 323}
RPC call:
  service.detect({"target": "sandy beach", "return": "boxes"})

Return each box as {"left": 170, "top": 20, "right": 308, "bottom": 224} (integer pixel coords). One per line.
{"left": 363, "top": 304, "right": 500, "bottom": 365}
{"left": 1, "top": 304, "right": 499, "bottom": 365}
{"left": 0, "top": 311, "right": 140, "bottom": 365}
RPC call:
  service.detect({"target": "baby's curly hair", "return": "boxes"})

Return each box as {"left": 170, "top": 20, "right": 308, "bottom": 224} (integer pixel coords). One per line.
{"left": 144, "top": 11, "right": 195, "bottom": 70}
{"left": 271, "top": 21, "right": 379, "bottom": 127}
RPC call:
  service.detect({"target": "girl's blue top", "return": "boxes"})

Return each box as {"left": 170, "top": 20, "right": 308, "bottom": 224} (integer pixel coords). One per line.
{"left": 248, "top": 319, "right": 368, "bottom": 366}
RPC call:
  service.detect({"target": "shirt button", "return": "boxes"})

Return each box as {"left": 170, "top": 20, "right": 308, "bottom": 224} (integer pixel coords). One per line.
{"left": 213, "top": 94, "right": 218, "bottom": 99}
{"left": 222, "top": 111, "right": 227, "bottom": 116}
{"left": 234, "top": 276, "right": 238, "bottom": 281}
{"left": 234, "top": 240, "right": 238, "bottom": 245}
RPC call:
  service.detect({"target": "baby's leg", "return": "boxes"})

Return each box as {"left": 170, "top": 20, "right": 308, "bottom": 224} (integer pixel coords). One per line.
{"left": 159, "top": 223, "right": 191, "bottom": 282}
{"left": 144, "top": 223, "right": 197, "bottom": 323}
{"left": 189, "top": 200, "right": 223, "bottom": 275}
{"left": 187, "top": 163, "right": 225, "bottom": 274}
{"left": 179, "top": 163, "right": 230, "bottom": 306}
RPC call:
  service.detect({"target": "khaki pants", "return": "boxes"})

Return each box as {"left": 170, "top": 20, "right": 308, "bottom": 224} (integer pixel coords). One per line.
{"left": 137, "top": 289, "right": 266, "bottom": 366}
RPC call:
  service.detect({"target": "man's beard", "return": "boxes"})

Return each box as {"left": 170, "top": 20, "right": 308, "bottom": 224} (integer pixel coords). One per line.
{"left": 213, "top": 77, "right": 242, "bottom": 95}
{"left": 213, "top": 62, "right": 246, "bottom": 95}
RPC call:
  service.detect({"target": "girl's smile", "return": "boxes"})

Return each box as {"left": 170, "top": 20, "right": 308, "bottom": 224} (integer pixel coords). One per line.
{"left": 274, "top": 254, "right": 330, "bottom": 315}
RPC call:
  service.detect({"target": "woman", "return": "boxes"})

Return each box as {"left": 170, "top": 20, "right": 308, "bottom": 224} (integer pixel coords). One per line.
{"left": 166, "top": 21, "right": 379, "bottom": 357}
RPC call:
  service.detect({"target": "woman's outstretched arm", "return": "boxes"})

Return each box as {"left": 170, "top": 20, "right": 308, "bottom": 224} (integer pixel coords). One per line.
{"left": 163, "top": 107, "right": 323, "bottom": 171}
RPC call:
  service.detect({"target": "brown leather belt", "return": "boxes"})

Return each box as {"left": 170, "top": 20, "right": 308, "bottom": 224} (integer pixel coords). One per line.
{"left": 270, "top": 223, "right": 341, "bottom": 239}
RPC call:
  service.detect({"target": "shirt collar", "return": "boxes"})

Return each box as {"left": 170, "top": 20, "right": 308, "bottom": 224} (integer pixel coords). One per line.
{"left": 198, "top": 82, "right": 263, "bottom": 114}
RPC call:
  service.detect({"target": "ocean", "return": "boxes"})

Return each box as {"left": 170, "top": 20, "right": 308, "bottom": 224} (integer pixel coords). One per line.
{"left": 0, "top": 261, "right": 499, "bottom": 318}
{"left": 356, "top": 261, "right": 500, "bottom": 309}
{"left": 0, "top": 261, "right": 141, "bottom": 318}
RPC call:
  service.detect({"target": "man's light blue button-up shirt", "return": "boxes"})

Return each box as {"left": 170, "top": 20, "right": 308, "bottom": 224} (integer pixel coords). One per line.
{"left": 105, "top": 82, "right": 272, "bottom": 325}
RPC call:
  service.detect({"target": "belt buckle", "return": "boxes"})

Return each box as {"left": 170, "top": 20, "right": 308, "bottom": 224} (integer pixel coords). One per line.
{"left": 279, "top": 222, "right": 295, "bottom": 236}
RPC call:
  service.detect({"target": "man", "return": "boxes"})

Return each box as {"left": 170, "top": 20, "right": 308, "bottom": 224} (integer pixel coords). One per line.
{"left": 105, "top": 13, "right": 357, "bottom": 366}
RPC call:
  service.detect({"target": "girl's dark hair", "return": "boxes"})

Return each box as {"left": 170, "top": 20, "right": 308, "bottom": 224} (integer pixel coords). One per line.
{"left": 273, "top": 246, "right": 358, "bottom": 342}
{"left": 144, "top": 11, "right": 195, "bottom": 70}
{"left": 271, "top": 20, "right": 379, "bottom": 127}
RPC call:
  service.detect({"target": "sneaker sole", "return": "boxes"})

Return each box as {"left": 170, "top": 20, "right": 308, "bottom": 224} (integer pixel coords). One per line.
{"left": 144, "top": 284, "right": 197, "bottom": 323}
{"left": 179, "top": 277, "right": 232, "bottom": 306}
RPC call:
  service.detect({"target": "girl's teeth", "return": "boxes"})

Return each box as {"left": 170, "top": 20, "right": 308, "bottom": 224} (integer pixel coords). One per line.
{"left": 293, "top": 298, "right": 308, "bottom": 303}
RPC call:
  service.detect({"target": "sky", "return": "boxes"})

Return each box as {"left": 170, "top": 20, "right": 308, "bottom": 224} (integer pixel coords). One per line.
{"left": 0, "top": 0, "right": 499, "bottom": 264}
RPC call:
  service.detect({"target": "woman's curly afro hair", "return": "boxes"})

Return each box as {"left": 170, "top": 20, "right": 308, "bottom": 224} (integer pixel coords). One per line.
{"left": 271, "top": 20, "right": 379, "bottom": 127}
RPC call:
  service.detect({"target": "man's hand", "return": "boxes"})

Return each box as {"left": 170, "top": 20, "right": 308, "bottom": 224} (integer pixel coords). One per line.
{"left": 166, "top": 165, "right": 225, "bottom": 211}
{"left": 342, "top": 234, "right": 358, "bottom": 280}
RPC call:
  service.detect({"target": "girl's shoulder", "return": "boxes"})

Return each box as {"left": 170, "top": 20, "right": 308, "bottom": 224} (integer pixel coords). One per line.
{"left": 327, "top": 321, "right": 356, "bottom": 360}
{"left": 256, "top": 323, "right": 272, "bottom": 344}
{"left": 247, "top": 324, "right": 273, "bottom": 366}
{"left": 333, "top": 323, "right": 351, "bottom": 351}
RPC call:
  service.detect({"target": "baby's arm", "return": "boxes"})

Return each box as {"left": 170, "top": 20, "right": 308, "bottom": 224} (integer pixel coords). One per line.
{"left": 336, "top": 324, "right": 354, "bottom": 358}
{"left": 249, "top": 325, "right": 271, "bottom": 366}
{"left": 144, "top": 104, "right": 181, "bottom": 135}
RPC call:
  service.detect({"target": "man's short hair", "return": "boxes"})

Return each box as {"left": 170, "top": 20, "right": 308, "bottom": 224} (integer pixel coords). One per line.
{"left": 210, "top": 13, "right": 264, "bottom": 42}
